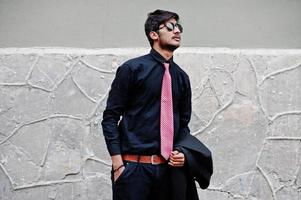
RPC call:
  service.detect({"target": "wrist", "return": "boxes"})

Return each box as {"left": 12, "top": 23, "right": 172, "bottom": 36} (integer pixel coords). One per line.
{"left": 113, "top": 164, "right": 124, "bottom": 173}
{"left": 112, "top": 162, "right": 123, "bottom": 169}
{"left": 111, "top": 155, "right": 123, "bottom": 169}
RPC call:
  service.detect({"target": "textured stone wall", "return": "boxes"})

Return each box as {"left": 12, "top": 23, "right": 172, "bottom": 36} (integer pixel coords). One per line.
{"left": 0, "top": 48, "right": 300, "bottom": 200}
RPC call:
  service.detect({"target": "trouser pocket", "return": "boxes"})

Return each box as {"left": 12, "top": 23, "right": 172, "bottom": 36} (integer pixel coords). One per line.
{"left": 111, "top": 161, "right": 134, "bottom": 184}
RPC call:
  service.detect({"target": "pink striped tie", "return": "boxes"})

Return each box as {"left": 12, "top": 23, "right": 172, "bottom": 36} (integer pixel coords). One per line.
{"left": 160, "top": 62, "right": 174, "bottom": 160}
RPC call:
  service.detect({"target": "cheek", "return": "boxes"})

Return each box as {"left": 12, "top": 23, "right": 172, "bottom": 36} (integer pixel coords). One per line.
{"left": 160, "top": 35, "right": 171, "bottom": 43}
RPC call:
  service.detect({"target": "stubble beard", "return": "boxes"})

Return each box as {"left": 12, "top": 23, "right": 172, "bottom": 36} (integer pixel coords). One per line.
{"left": 163, "top": 43, "right": 179, "bottom": 52}
{"left": 158, "top": 35, "right": 180, "bottom": 52}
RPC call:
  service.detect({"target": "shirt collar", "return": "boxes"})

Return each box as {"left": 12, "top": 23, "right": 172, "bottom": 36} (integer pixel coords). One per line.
{"left": 150, "top": 48, "right": 174, "bottom": 64}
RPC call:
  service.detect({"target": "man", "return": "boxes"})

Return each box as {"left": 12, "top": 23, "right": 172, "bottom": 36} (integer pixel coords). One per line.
{"left": 102, "top": 9, "right": 202, "bottom": 200}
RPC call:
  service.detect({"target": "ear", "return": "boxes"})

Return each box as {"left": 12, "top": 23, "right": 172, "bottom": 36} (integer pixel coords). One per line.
{"left": 149, "top": 31, "right": 159, "bottom": 41}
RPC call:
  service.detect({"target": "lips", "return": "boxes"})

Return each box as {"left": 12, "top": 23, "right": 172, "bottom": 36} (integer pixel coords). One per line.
{"left": 173, "top": 36, "right": 181, "bottom": 41}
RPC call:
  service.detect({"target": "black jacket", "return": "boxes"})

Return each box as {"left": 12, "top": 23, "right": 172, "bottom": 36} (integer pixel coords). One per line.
{"left": 170, "top": 134, "right": 213, "bottom": 200}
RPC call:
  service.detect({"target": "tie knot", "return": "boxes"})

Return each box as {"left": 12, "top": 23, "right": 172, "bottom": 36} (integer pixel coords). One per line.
{"left": 163, "top": 62, "right": 170, "bottom": 69}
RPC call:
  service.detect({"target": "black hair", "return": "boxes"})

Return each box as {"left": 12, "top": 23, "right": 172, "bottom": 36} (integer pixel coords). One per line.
{"left": 144, "top": 9, "right": 179, "bottom": 47}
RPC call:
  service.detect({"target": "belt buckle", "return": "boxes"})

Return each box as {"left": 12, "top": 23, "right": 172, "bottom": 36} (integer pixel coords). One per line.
{"left": 151, "top": 155, "right": 158, "bottom": 165}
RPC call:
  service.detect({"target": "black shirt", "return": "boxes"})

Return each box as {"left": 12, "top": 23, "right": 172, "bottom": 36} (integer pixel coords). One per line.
{"left": 101, "top": 49, "right": 192, "bottom": 156}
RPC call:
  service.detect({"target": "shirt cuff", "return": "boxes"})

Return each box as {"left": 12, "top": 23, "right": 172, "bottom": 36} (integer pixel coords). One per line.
{"left": 108, "top": 144, "right": 122, "bottom": 156}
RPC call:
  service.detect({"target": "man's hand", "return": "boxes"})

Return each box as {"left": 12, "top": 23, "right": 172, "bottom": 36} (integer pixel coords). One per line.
{"left": 168, "top": 150, "right": 185, "bottom": 167}
{"left": 111, "top": 155, "right": 124, "bottom": 182}
{"left": 113, "top": 165, "right": 125, "bottom": 182}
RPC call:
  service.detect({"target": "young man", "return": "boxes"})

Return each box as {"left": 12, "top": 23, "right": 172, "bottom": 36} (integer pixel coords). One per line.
{"left": 102, "top": 9, "right": 193, "bottom": 200}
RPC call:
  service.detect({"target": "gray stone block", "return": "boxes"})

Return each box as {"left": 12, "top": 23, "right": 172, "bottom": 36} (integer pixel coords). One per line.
{"left": 0, "top": 47, "right": 300, "bottom": 200}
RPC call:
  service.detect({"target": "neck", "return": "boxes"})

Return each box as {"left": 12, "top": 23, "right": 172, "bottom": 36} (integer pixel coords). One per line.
{"left": 152, "top": 44, "right": 174, "bottom": 60}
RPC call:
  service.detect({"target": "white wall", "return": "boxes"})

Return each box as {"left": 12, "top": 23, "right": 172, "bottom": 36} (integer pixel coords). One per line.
{"left": 0, "top": 0, "right": 301, "bottom": 48}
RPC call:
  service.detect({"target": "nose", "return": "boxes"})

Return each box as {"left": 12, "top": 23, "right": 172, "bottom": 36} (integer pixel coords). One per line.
{"left": 173, "top": 26, "right": 181, "bottom": 33}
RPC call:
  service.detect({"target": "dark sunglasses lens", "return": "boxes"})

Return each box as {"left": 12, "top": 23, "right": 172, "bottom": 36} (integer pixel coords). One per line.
{"left": 165, "top": 23, "right": 174, "bottom": 31}
{"left": 177, "top": 24, "right": 183, "bottom": 33}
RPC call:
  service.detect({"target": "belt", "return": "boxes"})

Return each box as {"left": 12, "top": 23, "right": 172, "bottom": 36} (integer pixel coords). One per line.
{"left": 122, "top": 154, "right": 167, "bottom": 165}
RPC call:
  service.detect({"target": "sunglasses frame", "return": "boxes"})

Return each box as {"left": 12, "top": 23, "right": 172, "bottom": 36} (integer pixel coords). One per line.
{"left": 158, "top": 22, "right": 183, "bottom": 33}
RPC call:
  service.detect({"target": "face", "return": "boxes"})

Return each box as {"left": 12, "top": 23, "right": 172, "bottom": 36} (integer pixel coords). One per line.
{"left": 154, "top": 18, "right": 182, "bottom": 51}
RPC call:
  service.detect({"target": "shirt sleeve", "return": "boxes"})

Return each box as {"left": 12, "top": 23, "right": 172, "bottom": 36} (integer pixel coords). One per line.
{"left": 101, "top": 64, "right": 133, "bottom": 156}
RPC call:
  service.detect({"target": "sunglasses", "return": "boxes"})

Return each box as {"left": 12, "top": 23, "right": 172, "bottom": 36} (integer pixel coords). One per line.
{"left": 158, "top": 22, "right": 183, "bottom": 33}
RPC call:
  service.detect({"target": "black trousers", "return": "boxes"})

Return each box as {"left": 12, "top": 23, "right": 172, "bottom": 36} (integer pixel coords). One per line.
{"left": 111, "top": 161, "right": 170, "bottom": 200}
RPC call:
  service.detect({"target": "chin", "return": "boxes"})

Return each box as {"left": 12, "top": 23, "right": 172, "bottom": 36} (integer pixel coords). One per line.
{"left": 172, "top": 42, "right": 181, "bottom": 48}
{"left": 160, "top": 42, "right": 180, "bottom": 52}
{"left": 167, "top": 44, "right": 180, "bottom": 52}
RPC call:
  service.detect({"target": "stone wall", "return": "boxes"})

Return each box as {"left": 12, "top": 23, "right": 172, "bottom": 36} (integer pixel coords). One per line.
{"left": 0, "top": 48, "right": 300, "bottom": 200}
